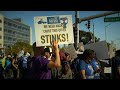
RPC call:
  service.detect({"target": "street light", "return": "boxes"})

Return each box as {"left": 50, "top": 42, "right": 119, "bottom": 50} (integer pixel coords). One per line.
{"left": 105, "top": 22, "right": 114, "bottom": 42}
{"left": 116, "top": 42, "right": 120, "bottom": 50}
{"left": 113, "top": 39, "right": 120, "bottom": 50}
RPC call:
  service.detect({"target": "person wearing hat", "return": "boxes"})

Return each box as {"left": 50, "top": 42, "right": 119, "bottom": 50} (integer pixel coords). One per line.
{"left": 44, "top": 48, "right": 52, "bottom": 61}
{"left": 59, "top": 61, "right": 72, "bottom": 79}
{"left": 29, "top": 40, "right": 61, "bottom": 79}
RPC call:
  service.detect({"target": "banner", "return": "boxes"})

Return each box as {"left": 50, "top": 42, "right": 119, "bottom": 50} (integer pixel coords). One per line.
{"left": 84, "top": 41, "right": 109, "bottom": 60}
{"left": 34, "top": 15, "right": 74, "bottom": 46}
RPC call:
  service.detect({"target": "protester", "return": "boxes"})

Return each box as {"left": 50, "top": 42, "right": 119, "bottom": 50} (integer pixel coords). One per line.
{"left": 11, "top": 53, "right": 19, "bottom": 79}
{"left": 112, "top": 49, "right": 120, "bottom": 79}
{"left": 29, "top": 40, "right": 61, "bottom": 79}
{"left": 44, "top": 47, "right": 52, "bottom": 60}
{"left": 19, "top": 52, "right": 30, "bottom": 79}
{"left": 91, "top": 50, "right": 102, "bottom": 79}
{"left": 59, "top": 61, "right": 72, "bottom": 79}
{"left": 4, "top": 54, "right": 13, "bottom": 79}
{"left": 79, "top": 49, "right": 95, "bottom": 79}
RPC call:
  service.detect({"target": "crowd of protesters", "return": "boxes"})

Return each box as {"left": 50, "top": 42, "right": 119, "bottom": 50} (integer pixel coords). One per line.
{"left": 0, "top": 40, "right": 120, "bottom": 79}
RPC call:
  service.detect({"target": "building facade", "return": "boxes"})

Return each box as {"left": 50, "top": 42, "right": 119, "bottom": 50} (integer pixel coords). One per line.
{"left": 0, "top": 14, "right": 32, "bottom": 48}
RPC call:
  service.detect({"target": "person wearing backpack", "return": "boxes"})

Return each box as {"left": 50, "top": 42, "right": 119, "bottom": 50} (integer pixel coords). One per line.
{"left": 19, "top": 52, "right": 30, "bottom": 79}
{"left": 71, "top": 58, "right": 81, "bottom": 79}
{"left": 11, "top": 54, "right": 19, "bottom": 79}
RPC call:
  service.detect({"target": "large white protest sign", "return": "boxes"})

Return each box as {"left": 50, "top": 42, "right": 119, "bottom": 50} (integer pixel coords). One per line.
{"left": 64, "top": 44, "right": 77, "bottom": 61}
{"left": 34, "top": 15, "right": 74, "bottom": 46}
{"left": 84, "top": 41, "right": 109, "bottom": 60}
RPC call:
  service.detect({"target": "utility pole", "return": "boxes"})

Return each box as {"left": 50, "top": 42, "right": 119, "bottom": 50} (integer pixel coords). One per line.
{"left": 86, "top": 20, "right": 93, "bottom": 43}
{"left": 92, "top": 19, "right": 95, "bottom": 43}
{"left": 74, "top": 11, "right": 79, "bottom": 50}
{"left": 105, "top": 25, "right": 107, "bottom": 42}
{"left": 77, "top": 11, "right": 79, "bottom": 45}
{"left": 105, "top": 22, "right": 114, "bottom": 42}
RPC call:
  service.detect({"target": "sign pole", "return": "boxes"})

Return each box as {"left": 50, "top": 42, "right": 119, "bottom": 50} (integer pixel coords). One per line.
{"left": 77, "top": 11, "right": 79, "bottom": 45}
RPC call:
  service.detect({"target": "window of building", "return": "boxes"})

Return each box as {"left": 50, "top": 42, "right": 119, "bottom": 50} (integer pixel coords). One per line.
{"left": 13, "top": 31, "right": 15, "bottom": 34}
{"left": 16, "top": 32, "right": 18, "bottom": 35}
{"left": 22, "top": 34, "right": 24, "bottom": 37}
{"left": 15, "top": 24, "right": 17, "bottom": 27}
{"left": 25, "top": 34, "right": 28, "bottom": 37}
{"left": 22, "top": 27, "right": 24, "bottom": 30}
{"left": 8, "top": 30, "right": 12, "bottom": 33}
{"left": 8, "top": 22, "right": 12, "bottom": 26}
{"left": 0, "top": 27, "right": 2, "bottom": 31}
{"left": 13, "top": 24, "right": 15, "bottom": 27}
{"left": 4, "top": 44, "right": 5, "bottom": 46}
{"left": 22, "top": 27, "right": 26, "bottom": 31}
{"left": 8, "top": 37, "right": 12, "bottom": 41}
{"left": 13, "top": 38, "right": 16, "bottom": 41}
{"left": 5, "top": 44, "right": 8, "bottom": 47}
{"left": 4, "top": 29, "right": 7, "bottom": 32}
{"left": 4, "top": 21, "right": 6, "bottom": 24}
{"left": 4, "top": 21, "right": 8, "bottom": 26}
{"left": 0, "top": 35, "right": 2, "bottom": 39}
{"left": 18, "top": 26, "right": 21, "bottom": 29}
{"left": 4, "top": 36, "right": 5, "bottom": 39}
{"left": 0, "top": 19, "right": 2, "bottom": 23}
{"left": 0, "top": 43, "right": 2, "bottom": 47}
{"left": 13, "top": 24, "right": 17, "bottom": 28}
{"left": 4, "top": 36, "right": 8, "bottom": 41}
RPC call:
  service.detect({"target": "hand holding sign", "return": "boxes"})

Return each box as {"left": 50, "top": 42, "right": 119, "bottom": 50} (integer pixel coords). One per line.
{"left": 51, "top": 40, "right": 59, "bottom": 51}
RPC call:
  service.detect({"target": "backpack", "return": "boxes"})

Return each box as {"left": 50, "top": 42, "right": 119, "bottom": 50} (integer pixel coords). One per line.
{"left": 71, "top": 58, "right": 81, "bottom": 79}
{"left": 5, "top": 58, "right": 11, "bottom": 70}
{"left": 19, "top": 55, "right": 28, "bottom": 69}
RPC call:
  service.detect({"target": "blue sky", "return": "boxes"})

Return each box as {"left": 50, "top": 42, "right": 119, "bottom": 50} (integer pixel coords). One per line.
{"left": 0, "top": 11, "right": 120, "bottom": 49}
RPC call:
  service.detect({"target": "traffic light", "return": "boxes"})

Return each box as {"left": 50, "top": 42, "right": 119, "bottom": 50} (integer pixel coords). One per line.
{"left": 73, "top": 26, "right": 77, "bottom": 49}
{"left": 73, "top": 26, "right": 77, "bottom": 38}
{"left": 88, "top": 20, "right": 90, "bottom": 29}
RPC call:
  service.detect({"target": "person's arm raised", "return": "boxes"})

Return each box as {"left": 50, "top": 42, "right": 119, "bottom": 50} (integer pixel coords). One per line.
{"left": 48, "top": 40, "right": 61, "bottom": 68}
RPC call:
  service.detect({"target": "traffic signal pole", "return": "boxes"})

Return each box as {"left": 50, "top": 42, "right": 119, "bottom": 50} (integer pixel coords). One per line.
{"left": 92, "top": 19, "right": 95, "bottom": 43}
{"left": 74, "top": 11, "right": 119, "bottom": 49}
{"left": 78, "top": 11, "right": 120, "bottom": 23}
{"left": 77, "top": 11, "right": 79, "bottom": 46}
{"left": 74, "top": 11, "right": 79, "bottom": 50}
{"left": 79, "top": 11, "right": 119, "bottom": 44}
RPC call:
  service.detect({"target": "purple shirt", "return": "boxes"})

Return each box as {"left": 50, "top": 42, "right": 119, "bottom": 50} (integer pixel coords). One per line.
{"left": 30, "top": 56, "right": 51, "bottom": 79}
